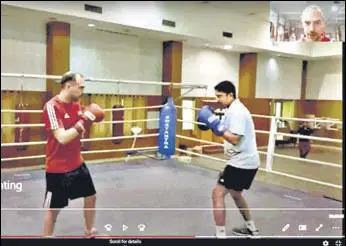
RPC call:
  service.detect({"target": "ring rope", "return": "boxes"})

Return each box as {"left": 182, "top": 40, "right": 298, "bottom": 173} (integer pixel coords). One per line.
{"left": 278, "top": 116, "right": 342, "bottom": 124}
{"left": 254, "top": 130, "right": 271, "bottom": 134}
{"left": 1, "top": 73, "right": 208, "bottom": 89}
{"left": 1, "top": 155, "right": 46, "bottom": 162}
{"left": 176, "top": 148, "right": 227, "bottom": 163}
{"left": 267, "top": 169, "right": 342, "bottom": 189}
{"left": 176, "top": 148, "right": 268, "bottom": 172}
{"left": 1, "top": 119, "right": 160, "bottom": 128}
{"left": 1, "top": 73, "right": 61, "bottom": 80}
{"left": 175, "top": 120, "right": 271, "bottom": 135}
{"left": 103, "top": 105, "right": 164, "bottom": 112}
{"left": 176, "top": 119, "right": 205, "bottom": 125}
{"left": 81, "top": 146, "right": 157, "bottom": 155}
{"left": 251, "top": 114, "right": 274, "bottom": 119}
{"left": 176, "top": 134, "right": 339, "bottom": 168}
{"left": 175, "top": 106, "right": 201, "bottom": 111}
{"left": 1, "top": 134, "right": 159, "bottom": 147}
{"left": 257, "top": 151, "right": 267, "bottom": 155}
{"left": 1, "top": 106, "right": 342, "bottom": 125}
{"left": 99, "top": 119, "right": 159, "bottom": 124}
{"left": 1, "top": 105, "right": 164, "bottom": 114}
{"left": 176, "top": 134, "right": 223, "bottom": 147}
{"left": 1, "top": 109, "right": 43, "bottom": 113}
{"left": 276, "top": 132, "right": 342, "bottom": 143}
{"left": 1, "top": 146, "right": 158, "bottom": 162}
{"left": 175, "top": 106, "right": 342, "bottom": 124}
{"left": 1, "top": 123, "right": 44, "bottom": 128}
{"left": 81, "top": 134, "right": 159, "bottom": 143}
{"left": 1, "top": 141, "right": 47, "bottom": 147}
{"left": 176, "top": 119, "right": 339, "bottom": 142}
{"left": 273, "top": 153, "right": 341, "bottom": 168}
{"left": 176, "top": 148, "right": 341, "bottom": 189}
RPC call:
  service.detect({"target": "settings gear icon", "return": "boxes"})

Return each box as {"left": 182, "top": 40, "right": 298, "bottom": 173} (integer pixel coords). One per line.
{"left": 323, "top": 240, "right": 329, "bottom": 246}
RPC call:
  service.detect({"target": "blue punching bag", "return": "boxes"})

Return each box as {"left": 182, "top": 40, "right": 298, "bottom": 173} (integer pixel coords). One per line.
{"left": 158, "top": 97, "right": 176, "bottom": 159}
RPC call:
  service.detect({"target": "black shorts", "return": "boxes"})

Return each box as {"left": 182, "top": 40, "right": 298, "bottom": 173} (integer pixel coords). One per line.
{"left": 43, "top": 163, "right": 96, "bottom": 209}
{"left": 218, "top": 165, "right": 258, "bottom": 191}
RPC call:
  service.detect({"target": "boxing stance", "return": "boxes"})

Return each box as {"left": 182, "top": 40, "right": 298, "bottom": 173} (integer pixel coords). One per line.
{"left": 42, "top": 72, "right": 105, "bottom": 238}
{"left": 198, "top": 80, "right": 260, "bottom": 237}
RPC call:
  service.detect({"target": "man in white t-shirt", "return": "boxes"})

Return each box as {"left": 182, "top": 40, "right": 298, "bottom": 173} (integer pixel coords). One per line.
{"left": 197, "top": 80, "right": 260, "bottom": 237}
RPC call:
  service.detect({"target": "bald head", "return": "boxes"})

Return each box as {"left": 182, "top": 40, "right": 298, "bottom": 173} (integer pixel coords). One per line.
{"left": 60, "top": 71, "right": 85, "bottom": 102}
{"left": 301, "top": 5, "right": 326, "bottom": 41}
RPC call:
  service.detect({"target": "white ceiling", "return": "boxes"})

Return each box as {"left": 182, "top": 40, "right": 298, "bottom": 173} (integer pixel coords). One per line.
{"left": 270, "top": 1, "right": 345, "bottom": 26}
{"left": 1, "top": 4, "right": 342, "bottom": 58}
{"left": 195, "top": 1, "right": 270, "bottom": 21}
{"left": 1, "top": 4, "right": 262, "bottom": 53}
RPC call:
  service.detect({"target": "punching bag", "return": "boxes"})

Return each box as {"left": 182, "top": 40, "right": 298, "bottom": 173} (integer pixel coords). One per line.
{"left": 15, "top": 103, "right": 30, "bottom": 151}
{"left": 158, "top": 97, "right": 176, "bottom": 159}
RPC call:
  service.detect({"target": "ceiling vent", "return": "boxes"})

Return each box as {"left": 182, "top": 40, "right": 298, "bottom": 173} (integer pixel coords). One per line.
{"left": 222, "top": 31, "right": 233, "bottom": 38}
{"left": 162, "top": 19, "right": 176, "bottom": 28}
{"left": 84, "top": 4, "right": 102, "bottom": 14}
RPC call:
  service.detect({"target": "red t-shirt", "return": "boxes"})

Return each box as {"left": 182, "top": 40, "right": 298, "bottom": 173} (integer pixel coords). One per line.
{"left": 300, "top": 33, "right": 330, "bottom": 42}
{"left": 43, "top": 95, "right": 83, "bottom": 173}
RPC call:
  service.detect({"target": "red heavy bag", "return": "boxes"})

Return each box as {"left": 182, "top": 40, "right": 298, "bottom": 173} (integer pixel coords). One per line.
{"left": 15, "top": 103, "right": 30, "bottom": 151}
{"left": 112, "top": 105, "right": 124, "bottom": 144}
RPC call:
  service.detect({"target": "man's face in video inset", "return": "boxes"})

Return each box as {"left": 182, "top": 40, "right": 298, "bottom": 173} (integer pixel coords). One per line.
{"left": 301, "top": 6, "right": 326, "bottom": 41}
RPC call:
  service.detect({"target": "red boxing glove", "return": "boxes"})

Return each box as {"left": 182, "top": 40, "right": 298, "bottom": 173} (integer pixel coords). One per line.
{"left": 83, "top": 103, "right": 105, "bottom": 123}
{"left": 74, "top": 103, "right": 105, "bottom": 134}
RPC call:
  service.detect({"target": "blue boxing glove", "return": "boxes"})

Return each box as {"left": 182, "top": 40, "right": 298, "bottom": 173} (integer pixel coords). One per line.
{"left": 197, "top": 106, "right": 227, "bottom": 136}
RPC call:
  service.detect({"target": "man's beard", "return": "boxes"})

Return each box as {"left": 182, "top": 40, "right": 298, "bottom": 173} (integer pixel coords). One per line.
{"left": 308, "top": 32, "right": 321, "bottom": 41}
{"left": 71, "top": 96, "right": 79, "bottom": 102}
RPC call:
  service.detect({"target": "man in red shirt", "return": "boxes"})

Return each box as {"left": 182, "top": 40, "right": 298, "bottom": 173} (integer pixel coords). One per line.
{"left": 42, "top": 71, "right": 104, "bottom": 238}
{"left": 300, "top": 5, "right": 330, "bottom": 42}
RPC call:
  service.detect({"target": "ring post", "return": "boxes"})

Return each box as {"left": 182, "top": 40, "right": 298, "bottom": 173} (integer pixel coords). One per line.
{"left": 266, "top": 116, "right": 277, "bottom": 172}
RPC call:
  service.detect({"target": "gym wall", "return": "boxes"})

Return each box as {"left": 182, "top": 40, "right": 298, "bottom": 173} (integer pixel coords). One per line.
{"left": 1, "top": 13, "right": 47, "bottom": 168}
{"left": 305, "top": 58, "right": 342, "bottom": 100}
{"left": 70, "top": 25, "right": 162, "bottom": 96}
{"left": 1, "top": 10, "right": 46, "bottom": 91}
{"left": 255, "top": 53, "right": 303, "bottom": 100}
{"left": 181, "top": 44, "right": 240, "bottom": 98}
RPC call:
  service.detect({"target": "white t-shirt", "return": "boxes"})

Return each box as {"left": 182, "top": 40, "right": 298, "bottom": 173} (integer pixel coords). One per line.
{"left": 221, "top": 99, "right": 260, "bottom": 169}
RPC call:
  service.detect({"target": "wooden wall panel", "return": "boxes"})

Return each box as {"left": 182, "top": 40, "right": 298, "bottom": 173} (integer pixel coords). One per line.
{"left": 46, "top": 21, "right": 70, "bottom": 98}
{"left": 239, "top": 53, "right": 257, "bottom": 99}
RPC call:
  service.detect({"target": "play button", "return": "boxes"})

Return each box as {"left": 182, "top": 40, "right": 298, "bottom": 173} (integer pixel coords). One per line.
{"left": 122, "top": 224, "right": 128, "bottom": 232}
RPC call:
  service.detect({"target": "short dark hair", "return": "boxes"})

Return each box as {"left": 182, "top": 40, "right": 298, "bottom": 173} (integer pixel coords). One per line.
{"left": 214, "top": 80, "right": 237, "bottom": 99}
{"left": 60, "top": 71, "right": 83, "bottom": 87}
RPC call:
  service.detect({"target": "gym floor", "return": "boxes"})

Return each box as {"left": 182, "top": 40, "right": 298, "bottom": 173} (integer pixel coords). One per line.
{"left": 1, "top": 156, "right": 343, "bottom": 237}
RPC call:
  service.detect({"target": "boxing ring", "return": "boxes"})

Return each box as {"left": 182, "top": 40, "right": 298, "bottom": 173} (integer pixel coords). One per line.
{"left": 1, "top": 73, "right": 343, "bottom": 238}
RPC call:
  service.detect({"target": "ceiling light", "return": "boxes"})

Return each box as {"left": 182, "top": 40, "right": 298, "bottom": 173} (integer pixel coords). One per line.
{"left": 88, "top": 23, "right": 95, "bottom": 27}
{"left": 224, "top": 45, "right": 232, "bottom": 50}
